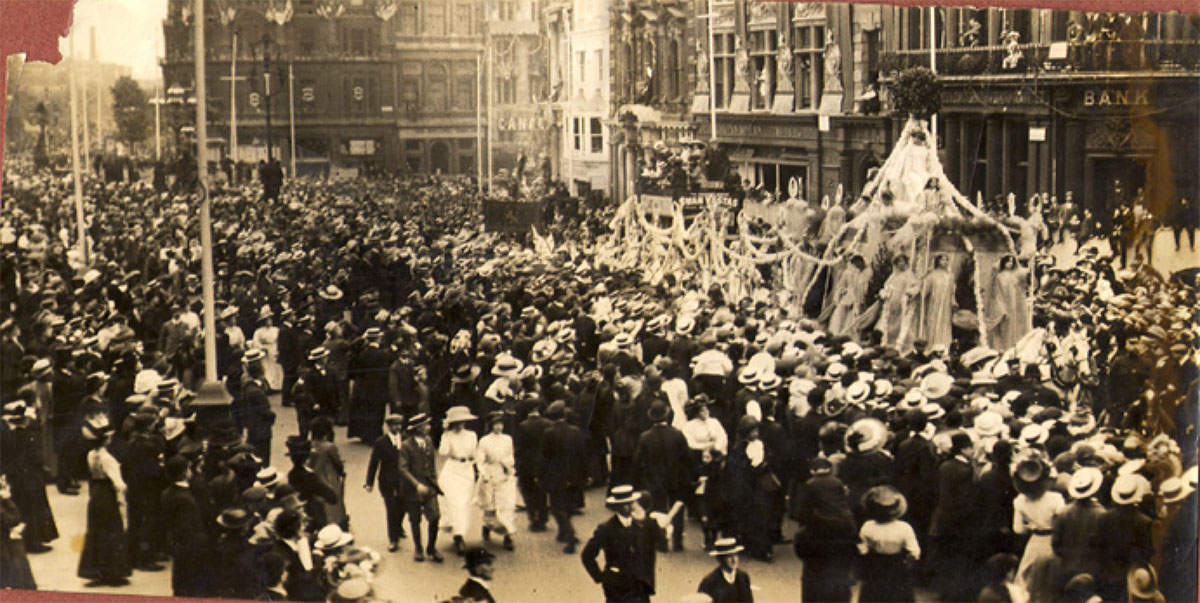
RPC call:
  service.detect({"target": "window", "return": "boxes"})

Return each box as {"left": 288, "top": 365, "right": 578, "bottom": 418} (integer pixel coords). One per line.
{"left": 401, "top": 64, "right": 421, "bottom": 114}
{"left": 398, "top": 2, "right": 419, "bottom": 36}
{"left": 453, "top": 62, "right": 475, "bottom": 111}
{"left": 666, "top": 41, "right": 680, "bottom": 99}
{"left": 577, "top": 51, "right": 586, "bottom": 85}
{"left": 425, "top": 1, "right": 445, "bottom": 36}
{"left": 750, "top": 29, "right": 776, "bottom": 110}
{"left": 594, "top": 50, "right": 603, "bottom": 85}
{"left": 590, "top": 118, "right": 603, "bottom": 153}
{"left": 498, "top": 1, "right": 515, "bottom": 21}
{"left": 712, "top": 33, "right": 735, "bottom": 109}
{"left": 454, "top": 2, "right": 473, "bottom": 35}
{"left": 343, "top": 27, "right": 370, "bottom": 56}
{"left": 426, "top": 63, "right": 448, "bottom": 110}
{"left": 573, "top": 117, "right": 582, "bottom": 151}
{"left": 498, "top": 75, "right": 516, "bottom": 105}
{"left": 794, "top": 23, "right": 824, "bottom": 110}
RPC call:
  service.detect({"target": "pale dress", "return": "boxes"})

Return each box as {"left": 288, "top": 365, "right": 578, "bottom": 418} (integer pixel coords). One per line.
{"left": 474, "top": 432, "right": 517, "bottom": 536}
{"left": 438, "top": 428, "right": 478, "bottom": 537}
{"left": 1012, "top": 491, "right": 1066, "bottom": 587}
{"left": 920, "top": 269, "right": 955, "bottom": 350}
{"left": 252, "top": 325, "right": 283, "bottom": 390}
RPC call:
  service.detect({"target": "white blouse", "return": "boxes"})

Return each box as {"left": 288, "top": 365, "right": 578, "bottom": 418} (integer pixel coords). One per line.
{"left": 475, "top": 433, "right": 515, "bottom": 473}
{"left": 88, "top": 447, "right": 126, "bottom": 493}
{"left": 439, "top": 429, "right": 478, "bottom": 463}
{"left": 858, "top": 519, "right": 921, "bottom": 559}
{"left": 682, "top": 417, "right": 728, "bottom": 457}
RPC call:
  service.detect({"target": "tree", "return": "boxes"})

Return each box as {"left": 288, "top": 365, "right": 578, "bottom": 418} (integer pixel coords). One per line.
{"left": 888, "top": 67, "right": 941, "bottom": 120}
{"left": 111, "top": 76, "right": 152, "bottom": 154}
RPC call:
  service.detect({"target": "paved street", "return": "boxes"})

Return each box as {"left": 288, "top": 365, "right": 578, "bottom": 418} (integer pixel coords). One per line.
{"left": 28, "top": 394, "right": 810, "bottom": 602}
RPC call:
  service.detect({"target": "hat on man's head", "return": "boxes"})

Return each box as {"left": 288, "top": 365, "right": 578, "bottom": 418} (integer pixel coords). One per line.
{"left": 709, "top": 537, "right": 744, "bottom": 557}
{"left": 647, "top": 400, "right": 671, "bottom": 422}
{"left": 605, "top": 484, "right": 640, "bottom": 505}
{"left": 1112, "top": 473, "right": 1150, "bottom": 506}
{"left": 543, "top": 400, "right": 567, "bottom": 421}
{"left": 243, "top": 349, "right": 266, "bottom": 364}
{"left": 216, "top": 508, "right": 253, "bottom": 531}
{"left": 1067, "top": 467, "right": 1104, "bottom": 500}
{"left": 256, "top": 467, "right": 280, "bottom": 489}
{"left": 307, "top": 347, "right": 330, "bottom": 361}
{"left": 385, "top": 413, "right": 405, "bottom": 425}
{"left": 285, "top": 436, "right": 312, "bottom": 457}
{"left": 406, "top": 413, "right": 430, "bottom": 431}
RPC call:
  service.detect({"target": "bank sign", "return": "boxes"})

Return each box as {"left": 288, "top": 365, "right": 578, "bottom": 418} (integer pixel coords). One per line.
{"left": 1082, "top": 88, "right": 1150, "bottom": 108}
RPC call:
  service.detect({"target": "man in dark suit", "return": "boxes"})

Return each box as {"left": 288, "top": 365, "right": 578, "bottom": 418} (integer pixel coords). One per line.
{"left": 892, "top": 409, "right": 938, "bottom": 542}
{"left": 639, "top": 318, "right": 670, "bottom": 366}
{"left": 348, "top": 328, "right": 393, "bottom": 441}
{"left": 1095, "top": 474, "right": 1154, "bottom": 602}
{"left": 365, "top": 413, "right": 408, "bottom": 551}
{"left": 929, "top": 432, "right": 978, "bottom": 602}
{"left": 160, "top": 455, "right": 213, "bottom": 597}
{"left": 581, "top": 485, "right": 666, "bottom": 603}
{"left": 538, "top": 400, "right": 588, "bottom": 552}
{"left": 237, "top": 360, "right": 275, "bottom": 465}
{"left": 398, "top": 413, "right": 443, "bottom": 563}
{"left": 458, "top": 547, "right": 497, "bottom": 603}
{"left": 283, "top": 436, "right": 338, "bottom": 529}
{"left": 633, "top": 400, "right": 694, "bottom": 552}
{"left": 514, "top": 404, "right": 552, "bottom": 531}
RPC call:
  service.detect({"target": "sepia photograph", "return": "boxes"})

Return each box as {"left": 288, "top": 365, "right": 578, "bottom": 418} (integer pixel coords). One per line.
{"left": 0, "top": 0, "right": 1197, "bottom": 601}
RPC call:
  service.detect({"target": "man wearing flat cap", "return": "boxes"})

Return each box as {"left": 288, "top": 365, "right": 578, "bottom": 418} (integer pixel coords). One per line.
{"left": 398, "top": 413, "right": 444, "bottom": 563}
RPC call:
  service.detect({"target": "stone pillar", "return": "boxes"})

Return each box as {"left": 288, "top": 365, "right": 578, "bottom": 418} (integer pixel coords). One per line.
{"left": 985, "top": 114, "right": 1004, "bottom": 202}
{"left": 943, "top": 115, "right": 961, "bottom": 185}
{"left": 1063, "top": 118, "right": 1084, "bottom": 203}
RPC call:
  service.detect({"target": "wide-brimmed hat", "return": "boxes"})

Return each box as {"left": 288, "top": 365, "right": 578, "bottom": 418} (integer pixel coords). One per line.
{"left": 825, "top": 362, "right": 848, "bottom": 380}
{"left": 31, "top": 358, "right": 52, "bottom": 378}
{"left": 334, "top": 578, "right": 372, "bottom": 602}
{"left": 921, "top": 402, "right": 946, "bottom": 421}
{"left": 1158, "top": 476, "right": 1193, "bottom": 504}
{"left": 315, "top": 524, "right": 355, "bottom": 550}
{"left": 491, "top": 355, "right": 524, "bottom": 377}
{"left": 861, "top": 485, "right": 908, "bottom": 522}
{"left": 1067, "top": 467, "right": 1104, "bottom": 500}
{"left": 961, "top": 346, "right": 999, "bottom": 370}
{"left": 605, "top": 484, "right": 640, "bottom": 505}
{"left": 737, "top": 366, "right": 761, "bottom": 386}
{"left": 873, "top": 379, "right": 893, "bottom": 397}
{"left": 216, "top": 508, "right": 253, "bottom": 531}
{"left": 1014, "top": 458, "right": 1048, "bottom": 484}
{"left": 530, "top": 339, "right": 559, "bottom": 364}
{"left": 757, "top": 373, "right": 782, "bottom": 392}
{"left": 1112, "top": 474, "right": 1150, "bottom": 506}
{"left": 613, "top": 332, "right": 635, "bottom": 349}
{"left": 363, "top": 327, "right": 383, "bottom": 340}
{"left": 709, "top": 537, "right": 744, "bottom": 557}
{"left": 1065, "top": 409, "right": 1097, "bottom": 436}
{"left": 846, "top": 381, "right": 872, "bottom": 405}
{"left": 1019, "top": 423, "right": 1049, "bottom": 446}
{"left": 451, "top": 363, "right": 481, "bottom": 383}
{"left": 920, "top": 372, "right": 954, "bottom": 400}
{"left": 675, "top": 315, "right": 696, "bottom": 336}
{"left": 737, "top": 415, "right": 761, "bottom": 436}
{"left": 846, "top": 418, "right": 887, "bottom": 454}
{"left": 406, "top": 413, "right": 431, "bottom": 431}
{"left": 1126, "top": 566, "right": 1161, "bottom": 601}
{"left": 243, "top": 348, "right": 266, "bottom": 364}
{"left": 256, "top": 467, "right": 280, "bottom": 489}
{"left": 443, "top": 406, "right": 477, "bottom": 426}
{"left": 384, "top": 413, "right": 405, "bottom": 425}
{"left": 318, "top": 285, "right": 344, "bottom": 301}
{"left": 973, "top": 411, "right": 1006, "bottom": 438}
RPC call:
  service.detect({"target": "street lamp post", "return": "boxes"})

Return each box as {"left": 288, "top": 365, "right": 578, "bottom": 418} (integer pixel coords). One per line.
{"left": 252, "top": 34, "right": 282, "bottom": 163}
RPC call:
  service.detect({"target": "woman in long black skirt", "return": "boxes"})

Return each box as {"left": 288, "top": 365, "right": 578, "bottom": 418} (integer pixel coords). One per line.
{"left": 77, "top": 423, "right": 132, "bottom": 587}
{"left": 857, "top": 485, "right": 919, "bottom": 602}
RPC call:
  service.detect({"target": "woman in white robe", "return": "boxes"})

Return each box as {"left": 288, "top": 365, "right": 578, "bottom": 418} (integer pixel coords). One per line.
{"left": 920, "top": 254, "right": 956, "bottom": 350}
{"left": 827, "top": 256, "right": 872, "bottom": 338}
{"left": 438, "top": 407, "right": 479, "bottom": 555}
{"left": 251, "top": 312, "right": 282, "bottom": 391}
{"left": 986, "top": 255, "right": 1031, "bottom": 350}
{"left": 474, "top": 413, "right": 517, "bottom": 550}
{"left": 876, "top": 255, "right": 921, "bottom": 352}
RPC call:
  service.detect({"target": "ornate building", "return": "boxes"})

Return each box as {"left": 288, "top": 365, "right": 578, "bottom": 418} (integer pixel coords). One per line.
{"left": 689, "top": 1, "right": 890, "bottom": 203}
{"left": 161, "top": 0, "right": 490, "bottom": 176}
{"left": 879, "top": 7, "right": 1199, "bottom": 221}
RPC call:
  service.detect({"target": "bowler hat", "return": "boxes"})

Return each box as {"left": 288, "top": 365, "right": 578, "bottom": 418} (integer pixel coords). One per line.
{"left": 216, "top": 508, "right": 252, "bottom": 531}
{"left": 543, "top": 400, "right": 567, "bottom": 420}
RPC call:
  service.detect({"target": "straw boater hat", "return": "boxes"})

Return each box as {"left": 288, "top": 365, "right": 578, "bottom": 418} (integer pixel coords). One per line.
{"left": 709, "top": 537, "right": 744, "bottom": 557}
{"left": 243, "top": 348, "right": 266, "bottom": 364}
{"left": 256, "top": 467, "right": 280, "bottom": 489}
{"left": 1067, "top": 467, "right": 1104, "bottom": 500}
{"left": 308, "top": 347, "right": 329, "bottom": 361}
{"left": 1112, "top": 473, "right": 1149, "bottom": 506}
{"left": 675, "top": 315, "right": 697, "bottom": 336}
{"left": 846, "top": 418, "right": 887, "bottom": 454}
{"left": 315, "top": 524, "right": 355, "bottom": 550}
{"left": 318, "top": 285, "right": 344, "bottom": 301}
{"left": 973, "top": 411, "right": 1006, "bottom": 438}
{"left": 443, "top": 406, "right": 477, "bottom": 426}
{"left": 1158, "top": 476, "right": 1193, "bottom": 504}
{"left": 384, "top": 413, "right": 405, "bottom": 426}
{"left": 825, "top": 362, "right": 848, "bottom": 380}
{"left": 406, "top": 413, "right": 430, "bottom": 432}
{"left": 1019, "top": 423, "right": 1049, "bottom": 446}
{"left": 845, "top": 381, "right": 872, "bottom": 405}
{"left": 491, "top": 354, "right": 524, "bottom": 377}
{"left": 605, "top": 484, "right": 640, "bottom": 506}
{"left": 861, "top": 485, "right": 908, "bottom": 522}
{"left": 216, "top": 508, "right": 253, "bottom": 531}
{"left": 757, "top": 373, "right": 782, "bottom": 392}
{"left": 920, "top": 372, "right": 954, "bottom": 400}
{"left": 530, "top": 339, "right": 558, "bottom": 364}
{"left": 737, "top": 366, "right": 761, "bottom": 386}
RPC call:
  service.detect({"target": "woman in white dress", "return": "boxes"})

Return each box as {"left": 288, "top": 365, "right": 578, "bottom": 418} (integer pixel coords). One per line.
{"left": 1011, "top": 457, "right": 1065, "bottom": 588}
{"left": 438, "top": 406, "right": 479, "bottom": 556}
{"left": 827, "top": 255, "right": 872, "bottom": 338}
{"left": 986, "top": 255, "right": 1032, "bottom": 350}
{"left": 920, "top": 254, "right": 956, "bottom": 350}
{"left": 876, "top": 255, "right": 921, "bottom": 352}
{"left": 475, "top": 412, "right": 517, "bottom": 551}
{"left": 252, "top": 307, "right": 282, "bottom": 391}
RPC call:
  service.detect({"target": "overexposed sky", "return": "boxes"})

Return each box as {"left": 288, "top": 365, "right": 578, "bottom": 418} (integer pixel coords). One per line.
{"left": 58, "top": 0, "right": 167, "bottom": 80}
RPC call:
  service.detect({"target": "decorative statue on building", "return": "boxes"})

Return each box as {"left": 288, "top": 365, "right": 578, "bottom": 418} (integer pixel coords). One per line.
{"left": 960, "top": 16, "right": 983, "bottom": 47}
{"left": 735, "top": 38, "right": 751, "bottom": 90}
{"left": 777, "top": 31, "right": 794, "bottom": 82}
{"left": 823, "top": 30, "right": 843, "bottom": 92}
{"left": 757, "top": 65, "right": 771, "bottom": 108}
{"left": 696, "top": 41, "right": 709, "bottom": 86}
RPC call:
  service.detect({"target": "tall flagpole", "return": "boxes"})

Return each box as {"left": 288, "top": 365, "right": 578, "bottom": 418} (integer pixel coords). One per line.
{"left": 476, "top": 52, "right": 483, "bottom": 182}
{"left": 486, "top": 27, "right": 494, "bottom": 192}
{"left": 230, "top": 30, "right": 239, "bottom": 183}
{"left": 288, "top": 62, "right": 297, "bottom": 179}
{"left": 929, "top": 6, "right": 937, "bottom": 142}
{"left": 193, "top": 0, "right": 222, "bottom": 397}
{"left": 707, "top": 0, "right": 718, "bottom": 141}
{"left": 95, "top": 79, "right": 102, "bottom": 153}
{"left": 68, "top": 33, "right": 88, "bottom": 264}
{"left": 82, "top": 72, "right": 90, "bottom": 176}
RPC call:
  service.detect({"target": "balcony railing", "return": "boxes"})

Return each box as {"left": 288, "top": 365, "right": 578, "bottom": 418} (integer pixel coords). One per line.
{"left": 881, "top": 39, "right": 1200, "bottom": 77}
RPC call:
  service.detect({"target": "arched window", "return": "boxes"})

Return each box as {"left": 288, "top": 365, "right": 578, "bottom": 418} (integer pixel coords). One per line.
{"left": 426, "top": 62, "right": 448, "bottom": 112}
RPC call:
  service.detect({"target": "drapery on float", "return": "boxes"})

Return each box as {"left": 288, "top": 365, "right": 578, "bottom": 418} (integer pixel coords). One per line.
{"left": 600, "top": 117, "right": 1025, "bottom": 349}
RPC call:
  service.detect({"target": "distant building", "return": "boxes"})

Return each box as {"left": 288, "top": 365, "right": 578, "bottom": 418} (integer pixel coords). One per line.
{"left": 879, "top": 8, "right": 1199, "bottom": 221}
{"left": 4, "top": 55, "right": 131, "bottom": 156}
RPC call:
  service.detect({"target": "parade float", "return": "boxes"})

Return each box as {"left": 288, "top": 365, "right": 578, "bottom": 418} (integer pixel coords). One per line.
{"left": 602, "top": 69, "right": 1028, "bottom": 348}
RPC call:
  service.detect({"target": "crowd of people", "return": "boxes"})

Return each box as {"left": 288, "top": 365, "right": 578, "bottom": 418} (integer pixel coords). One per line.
{"left": 0, "top": 151, "right": 1196, "bottom": 602}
